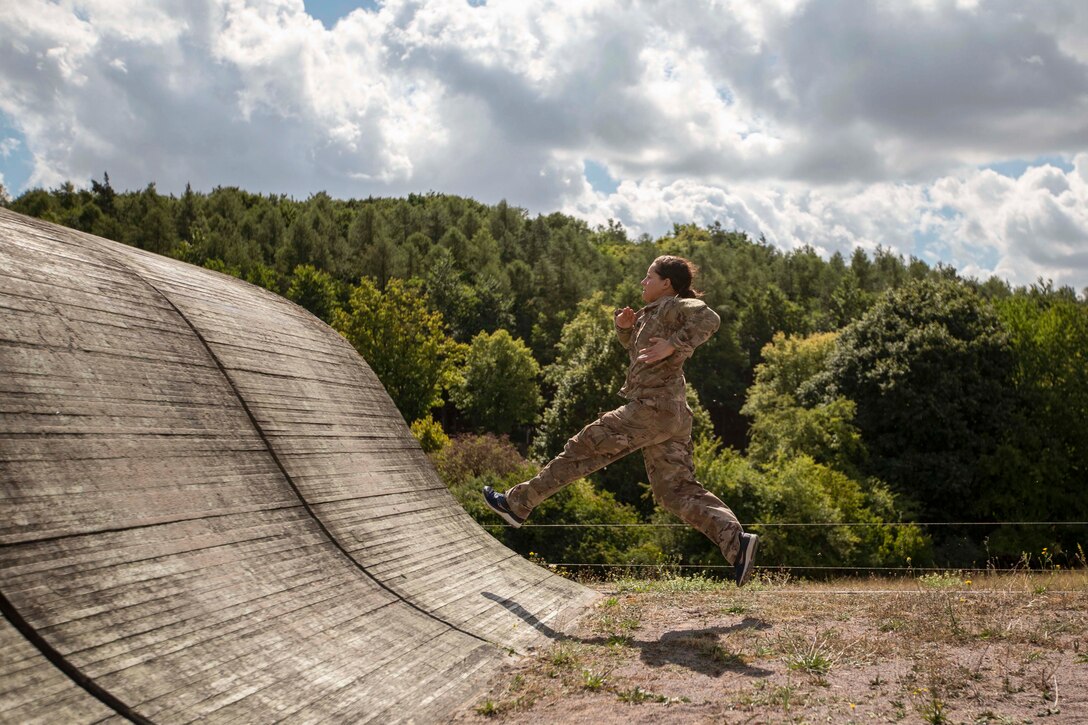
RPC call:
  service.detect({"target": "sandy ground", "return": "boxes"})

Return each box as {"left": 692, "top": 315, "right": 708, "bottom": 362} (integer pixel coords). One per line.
{"left": 452, "top": 572, "right": 1088, "bottom": 724}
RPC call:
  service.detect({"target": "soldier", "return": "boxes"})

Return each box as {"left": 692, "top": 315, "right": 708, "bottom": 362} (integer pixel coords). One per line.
{"left": 484, "top": 255, "right": 759, "bottom": 586}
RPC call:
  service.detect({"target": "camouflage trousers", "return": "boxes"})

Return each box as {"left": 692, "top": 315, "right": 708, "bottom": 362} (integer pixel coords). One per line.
{"left": 505, "top": 399, "right": 744, "bottom": 563}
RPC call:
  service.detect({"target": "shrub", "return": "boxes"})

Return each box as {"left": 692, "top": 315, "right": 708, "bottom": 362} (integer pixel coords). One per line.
{"left": 410, "top": 414, "right": 450, "bottom": 454}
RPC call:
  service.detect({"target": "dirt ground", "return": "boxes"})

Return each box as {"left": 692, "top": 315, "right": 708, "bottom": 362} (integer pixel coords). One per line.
{"left": 453, "top": 571, "right": 1088, "bottom": 724}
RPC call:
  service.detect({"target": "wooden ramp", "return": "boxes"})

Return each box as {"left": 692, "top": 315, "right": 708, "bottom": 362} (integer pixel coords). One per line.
{"left": 0, "top": 208, "right": 597, "bottom": 724}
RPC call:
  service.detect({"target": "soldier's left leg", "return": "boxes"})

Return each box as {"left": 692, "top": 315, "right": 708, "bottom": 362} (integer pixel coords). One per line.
{"left": 644, "top": 430, "right": 745, "bottom": 564}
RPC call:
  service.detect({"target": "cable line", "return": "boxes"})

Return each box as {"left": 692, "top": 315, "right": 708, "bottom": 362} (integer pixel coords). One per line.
{"left": 481, "top": 521, "right": 1088, "bottom": 528}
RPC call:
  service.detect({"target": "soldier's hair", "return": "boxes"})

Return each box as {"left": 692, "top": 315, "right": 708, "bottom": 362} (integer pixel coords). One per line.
{"left": 651, "top": 255, "right": 703, "bottom": 299}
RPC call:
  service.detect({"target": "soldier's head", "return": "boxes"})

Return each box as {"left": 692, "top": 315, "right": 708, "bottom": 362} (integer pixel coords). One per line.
{"left": 645, "top": 255, "right": 702, "bottom": 302}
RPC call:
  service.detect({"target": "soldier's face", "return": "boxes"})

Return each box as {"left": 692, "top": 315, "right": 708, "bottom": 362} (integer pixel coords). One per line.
{"left": 641, "top": 266, "right": 673, "bottom": 303}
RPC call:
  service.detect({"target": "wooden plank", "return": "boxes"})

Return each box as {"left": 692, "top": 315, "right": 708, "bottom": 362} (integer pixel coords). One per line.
{"left": 0, "top": 208, "right": 596, "bottom": 723}
{"left": 108, "top": 238, "right": 598, "bottom": 649}
{"left": 0, "top": 617, "right": 116, "bottom": 724}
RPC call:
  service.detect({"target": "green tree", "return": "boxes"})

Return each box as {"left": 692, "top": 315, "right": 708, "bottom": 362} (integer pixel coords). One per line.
{"left": 737, "top": 284, "right": 805, "bottom": 366}
{"left": 439, "top": 226, "right": 470, "bottom": 269}
{"left": 982, "top": 290, "right": 1088, "bottom": 560}
{"left": 451, "top": 329, "right": 542, "bottom": 436}
{"left": 533, "top": 293, "right": 628, "bottom": 460}
{"left": 277, "top": 193, "right": 343, "bottom": 274}
{"left": 743, "top": 332, "right": 865, "bottom": 474}
{"left": 814, "top": 278, "right": 1015, "bottom": 522}
{"left": 333, "top": 278, "right": 463, "bottom": 422}
{"left": 286, "top": 264, "right": 341, "bottom": 323}
{"left": 422, "top": 246, "right": 481, "bottom": 340}
{"left": 175, "top": 182, "right": 200, "bottom": 244}
{"left": 124, "top": 182, "right": 176, "bottom": 255}
{"left": 360, "top": 231, "right": 404, "bottom": 289}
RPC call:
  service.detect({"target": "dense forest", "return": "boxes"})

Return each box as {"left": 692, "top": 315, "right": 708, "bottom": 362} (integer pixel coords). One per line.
{"left": 7, "top": 176, "right": 1087, "bottom": 574}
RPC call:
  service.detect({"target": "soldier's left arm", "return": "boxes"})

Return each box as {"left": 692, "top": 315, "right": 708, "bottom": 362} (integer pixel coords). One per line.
{"left": 665, "top": 300, "right": 721, "bottom": 359}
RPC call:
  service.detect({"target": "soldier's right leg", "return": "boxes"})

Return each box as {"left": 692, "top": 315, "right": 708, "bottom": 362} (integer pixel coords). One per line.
{"left": 643, "top": 434, "right": 744, "bottom": 564}
{"left": 504, "top": 401, "right": 669, "bottom": 519}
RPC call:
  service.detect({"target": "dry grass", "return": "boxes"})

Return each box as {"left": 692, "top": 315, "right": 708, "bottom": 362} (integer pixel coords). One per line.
{"left": 456, "top": 569, "right": 1088, "bottom": 724}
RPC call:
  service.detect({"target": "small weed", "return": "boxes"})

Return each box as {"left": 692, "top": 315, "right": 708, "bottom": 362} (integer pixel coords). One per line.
{"left": 548, "top": 643, "right": 580, "bottom": 669}
{"left": 700, "top": 641, "right": 747, "bottom": 666}
{"left": 944, "top": 597, "right": 966, "bottom": 639}
{"left": 787, "top": 648, "right": 833, "bottom": 675}
{"left": 1076, "top": 653, "right": 1088, "bottom": 664}
{"left": 475, "top": 699, "right": 500, "bottom": 717}
{"left": 617, "top": 686, "right": 652, "bottom": 703}
{"left": 602, "top": 596, "right": 619, "bottom": 608}
{"left": 616, "top": 686, "right": 679, "bottom": 704}
{"left": 770, "top": 683, "right": 796, "bottom": 709}
{"left": 606, "top": 634, "right": 632, "bottom": 647}
{"left": 782, "top": 628, "right": 846, "bottom": 676}
{"left": 879, "top": 618, "right": 907, "bottom": 633}
{"left": 724, "top": 603, "right": 748, "bottom": 615}
{"left": 581, "top": 669, "right": 607, "bottom": 691}
{"left": 918, "top": 572, "right": 963, "bottom": 589}
{"left": 917, "top": 695, "right": 949, "bottom": 724}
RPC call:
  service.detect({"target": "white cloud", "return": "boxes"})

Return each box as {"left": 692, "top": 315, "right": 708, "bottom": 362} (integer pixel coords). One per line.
{"left": 928, "top": 155, "right": 1088, "bottom": 287}
{"left": 0, "top": 137, "right": 21, "bottom": 158}
{"left": 0, "top": 0, "right": 1086, "bottom": 288}
{"left": 566, "top": 156, "right": 1088, "bottom": 289}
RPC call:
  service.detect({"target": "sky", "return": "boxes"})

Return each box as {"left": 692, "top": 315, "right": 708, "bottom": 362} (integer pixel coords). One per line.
{"left": 1, "top": 0, "right": 1087, "bottom": 290}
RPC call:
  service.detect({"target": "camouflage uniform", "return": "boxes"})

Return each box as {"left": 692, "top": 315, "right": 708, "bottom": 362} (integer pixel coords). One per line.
{"left": 505, "top": 294, "right": 745, "bottom": 563}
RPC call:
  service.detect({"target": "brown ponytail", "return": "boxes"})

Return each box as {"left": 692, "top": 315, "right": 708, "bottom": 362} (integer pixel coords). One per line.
{"left": 651, "top": 255, "right": 703, "bottom": 298}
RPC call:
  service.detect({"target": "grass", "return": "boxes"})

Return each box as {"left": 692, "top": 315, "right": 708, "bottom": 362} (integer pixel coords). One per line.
{"left": 463, "top": 568, "right": 1088, "bottom": 723}
{"left": 580, "top": 669, "right": 607, "bottom": 691}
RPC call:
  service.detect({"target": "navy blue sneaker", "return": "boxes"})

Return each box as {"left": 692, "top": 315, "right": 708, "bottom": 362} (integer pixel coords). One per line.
{"left": 483, "top": 486, "right": 526, "bottom": 528}
{"left": 735, "top": 533, "right": 759, "bottom": 587}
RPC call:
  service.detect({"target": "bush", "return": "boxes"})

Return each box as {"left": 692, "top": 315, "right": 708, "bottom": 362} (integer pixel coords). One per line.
{"left": 434, "top": 433, "right": 665, "bottom": 568}
{"left": 433, "top": 433, "right": 531, "bottom": 488}
{"left": 652, "top": 438, "right": 930, "bottom": 571}
{"left": 410, "top": 415, "right": 450, "bottom": 454}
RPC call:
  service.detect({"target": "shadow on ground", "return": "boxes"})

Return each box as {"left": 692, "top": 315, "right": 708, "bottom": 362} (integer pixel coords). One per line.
{"left": 483, "top": 591, "right": 773, "bottom": 678}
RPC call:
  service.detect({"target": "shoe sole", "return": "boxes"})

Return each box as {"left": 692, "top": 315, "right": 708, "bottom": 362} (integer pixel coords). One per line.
{"left": 483, "top": 488, "right": 524, "bottom": 529}
{"left": 736, "top": 534, "right": 759, "bottom": 587}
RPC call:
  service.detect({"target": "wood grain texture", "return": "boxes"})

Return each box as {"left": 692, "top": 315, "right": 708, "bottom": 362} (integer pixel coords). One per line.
{"left": 0, "top": 208, "right": 595, "bottom": 723}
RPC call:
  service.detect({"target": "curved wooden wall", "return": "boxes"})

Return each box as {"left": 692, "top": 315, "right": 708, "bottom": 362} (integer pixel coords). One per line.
{"left": 0, "top": 208, "right": 595, "bottom": 723}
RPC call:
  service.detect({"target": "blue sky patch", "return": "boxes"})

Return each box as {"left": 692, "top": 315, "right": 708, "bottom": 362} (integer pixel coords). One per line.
{"left": 982, "top": 155, "right": 1073, "bottom": 179}
{"left": 304, "top": 0, "right": 379, "bottom": 30}
{"left": 584, "top": 159, "right": 619, "bottom": 195}
{"left": 0, "top": 113, "right": 33, "bottom": 195}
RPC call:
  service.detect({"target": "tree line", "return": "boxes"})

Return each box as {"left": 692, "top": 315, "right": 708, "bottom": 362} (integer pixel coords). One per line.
{"left": 7, "top": 176, "right": 1087, "bottom": 574}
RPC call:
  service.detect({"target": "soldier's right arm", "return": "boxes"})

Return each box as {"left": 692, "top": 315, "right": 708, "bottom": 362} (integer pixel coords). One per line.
{"left": 614, "top": 309, "right": 634, "bottom": 349}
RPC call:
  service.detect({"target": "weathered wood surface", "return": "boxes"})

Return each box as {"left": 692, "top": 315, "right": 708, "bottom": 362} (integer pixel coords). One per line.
{"left": 0, "top": 208, "right": 596, "bottom": 724}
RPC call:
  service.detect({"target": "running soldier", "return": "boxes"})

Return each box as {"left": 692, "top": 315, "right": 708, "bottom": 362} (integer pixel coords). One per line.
{"left": 484, "top": 255, "right": 759, "bottom": 586}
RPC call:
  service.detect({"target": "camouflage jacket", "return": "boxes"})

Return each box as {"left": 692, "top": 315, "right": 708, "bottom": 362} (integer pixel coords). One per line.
{"left": 614, "top": 294, "right": 721, "bottom": 405}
